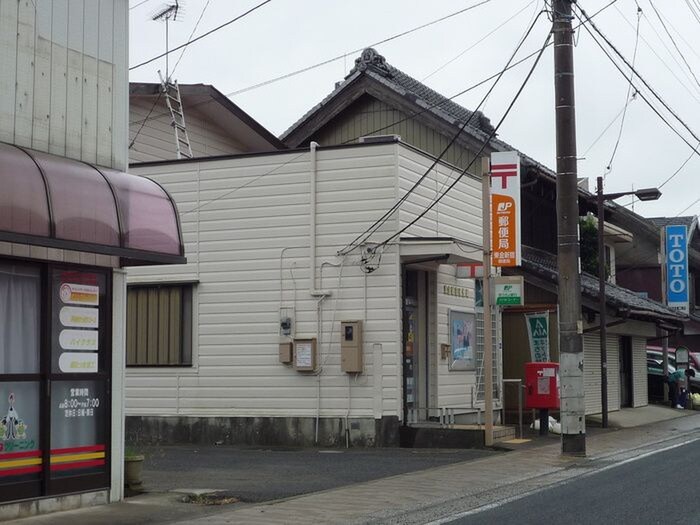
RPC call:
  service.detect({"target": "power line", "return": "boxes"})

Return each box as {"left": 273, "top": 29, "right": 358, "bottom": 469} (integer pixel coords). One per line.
{"left": 646, "top": 0, "right": 700, "bottom": 92}
{"left": 581, "top": 104, "right": 626, "bottom": 157}
{"left": 613, "top": 5, "right": 700, "bottom": 106}
{"left": 130, "top": 0, "right": 153, "bottom": 10}
{"left": 129, "top": 0, "right": 273, "bottom": 71}
{"left": 161, "top": 0, "right": 617, "bottom": 220}
{"left": 421, "top": 0, "right": 537, "bottom": 82}
{"left": 575, "top": 4, "right": 700, "bottom": 161}
{"left": 338, "top": 8, "right": 548, "bottom": 256}
{"left": 603, "top": 5, "right": 641, "bottom": 180}
{"left": 128, "top": 0, "right": 496, "bottom": 128}
{"left": 129, "top": 92, "right": 162, "bottom": 149}
{"left": 373, "top": 28, "right": 552, "bottom": 252}
{"left": 228, "top": 0, "right": 496, "bottom": 97}
{"left": 171, "top": 0, "right": 213, "bottom": 77}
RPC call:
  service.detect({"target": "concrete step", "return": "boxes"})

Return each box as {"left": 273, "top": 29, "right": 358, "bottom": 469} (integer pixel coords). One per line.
{"left": 400, "top": 424, "right": 517, "bottom": 448}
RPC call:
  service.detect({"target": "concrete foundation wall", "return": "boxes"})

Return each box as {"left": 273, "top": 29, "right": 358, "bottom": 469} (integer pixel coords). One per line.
{"left": 125, "top": 415, "right": 401, "bottom": 448}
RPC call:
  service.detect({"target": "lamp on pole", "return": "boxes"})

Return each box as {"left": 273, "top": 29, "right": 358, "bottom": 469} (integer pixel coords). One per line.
{"left": 596, "top": 177, "right": 661, "bottom": 428}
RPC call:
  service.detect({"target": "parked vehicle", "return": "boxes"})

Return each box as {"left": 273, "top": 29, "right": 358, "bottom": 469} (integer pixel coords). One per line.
{"left": 647, "top": 346, "right": 700, "bottom": 396}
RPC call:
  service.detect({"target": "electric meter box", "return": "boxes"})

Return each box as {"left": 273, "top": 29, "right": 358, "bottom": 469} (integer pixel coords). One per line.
{"left": 524, "top": 362, "right": 560, "bottom": 410}
{"left": 294, "top": 338, "right": 317, "bottom": 372}
{"left": 341, "top": 321, "right": 363, "bottom": 373}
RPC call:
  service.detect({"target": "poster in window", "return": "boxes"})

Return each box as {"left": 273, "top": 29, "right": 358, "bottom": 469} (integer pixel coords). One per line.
{"left": 0, "top": 383, "right": 41, "bottom": 482}
{"left": 50, "top": 270, "right": 106, "bottom": 374}
{"left": 50, "top": 380, "right": 106, "bottom": 479}
{"left": 449, "top": 310, "right": 475, "bottom": 371}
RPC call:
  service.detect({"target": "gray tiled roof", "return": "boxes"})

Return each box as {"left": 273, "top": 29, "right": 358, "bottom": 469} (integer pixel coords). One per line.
{"left": 647, "top": 216, "right": 697, "bottom": 230}
{"left": 281, "top": 48, "right": 495, "bottom": 141}
{"left": 522, "top": 245, "right": 685, "bottom": 321}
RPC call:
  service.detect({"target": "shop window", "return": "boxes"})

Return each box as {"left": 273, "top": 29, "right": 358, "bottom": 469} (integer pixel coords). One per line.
{"left": 0, "top": 264, "right": 40, "bottom": 374}
{"left": 126, "top": 284, "right": 193, "bottom": 366}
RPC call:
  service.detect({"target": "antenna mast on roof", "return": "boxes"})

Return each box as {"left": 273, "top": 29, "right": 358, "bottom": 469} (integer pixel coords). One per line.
{"left": 152, "top": 1, "right": 181, "bottom": 82}
{"left": 151, "top": 2, "right": 193, "bottom": 160}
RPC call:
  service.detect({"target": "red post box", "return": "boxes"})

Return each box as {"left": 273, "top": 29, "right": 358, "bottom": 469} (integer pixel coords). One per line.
{"left": 524, "top": 362, "right": 560, "bottom": 409}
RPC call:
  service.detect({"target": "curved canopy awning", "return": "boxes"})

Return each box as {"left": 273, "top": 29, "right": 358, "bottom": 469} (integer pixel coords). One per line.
{"left": 0, "top": 142, "right": 185, "bottom": 265}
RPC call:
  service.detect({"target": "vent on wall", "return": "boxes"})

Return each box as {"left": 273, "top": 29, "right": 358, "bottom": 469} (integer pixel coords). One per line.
{"left": 358, "top": 134, "right": 401, "bottom": 144}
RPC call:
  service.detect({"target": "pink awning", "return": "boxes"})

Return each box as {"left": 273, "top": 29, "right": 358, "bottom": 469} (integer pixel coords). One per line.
{"left": 0, "top": 143, "right": 185, "bottom": 265}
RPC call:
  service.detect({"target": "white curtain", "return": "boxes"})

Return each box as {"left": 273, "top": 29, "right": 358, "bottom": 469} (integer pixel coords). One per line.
{"left": 0, "top": 264, "right": 40, "bottom": 374}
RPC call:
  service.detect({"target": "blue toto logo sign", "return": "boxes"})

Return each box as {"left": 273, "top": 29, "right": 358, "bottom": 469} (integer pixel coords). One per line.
{"left": 665, "top": 224, "right": 689, "bottom": 314}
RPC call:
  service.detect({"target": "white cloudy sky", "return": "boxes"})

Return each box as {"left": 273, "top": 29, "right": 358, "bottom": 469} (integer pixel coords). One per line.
{"left": 128, "top": 0, "right": 700, "bottom": 219}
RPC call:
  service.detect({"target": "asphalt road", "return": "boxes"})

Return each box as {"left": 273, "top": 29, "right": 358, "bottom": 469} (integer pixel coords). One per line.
{"left": 448, "top": 439, "right": 700, "bottom": 525}
{"left": 141, "top": 445, "right": 497, "bottom": 502}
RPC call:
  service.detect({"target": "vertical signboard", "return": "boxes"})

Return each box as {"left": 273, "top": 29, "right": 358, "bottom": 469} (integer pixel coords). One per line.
{"left": 490, "top": 152, "right": 521, "bottom": 267}
{"left": 665, "top": 225, "right": 689, "bottom": 314}
{"left": 525, "top": 312, "right": 550, "bottom": 362}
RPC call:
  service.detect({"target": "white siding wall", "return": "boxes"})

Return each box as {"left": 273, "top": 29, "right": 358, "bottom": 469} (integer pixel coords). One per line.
{"left": 0, "top": 0, "right": 128, "bottom": 170}
{"left": 397, "top": 148, "right": 482, "bottom": 245}
{"left": 128, "top": 97, "right": 250, "bottom": 163}
{"left": 126, "top": 144, "right": 403, "bottom": 420}
{"left": 397, "top": 147, "right": 493, "bottom": 413}
{"left": 632, "top": 336, "right": 648, "bottom": 407}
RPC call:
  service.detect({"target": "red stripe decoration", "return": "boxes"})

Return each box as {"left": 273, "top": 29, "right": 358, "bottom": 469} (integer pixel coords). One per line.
{"left": 491, "top": 163, "right": 518, "bottom": 170}
{"left": 50, "top": 444, "right": 105, "bottom": 455}
{"left": 0, "top": 465, "right": 42, "bottom": 477}
{"left": 50, "top": 459, "right": 105, "bottom": 472}
{"left": 0, "top": 450, "right": 42, "bottom": 460}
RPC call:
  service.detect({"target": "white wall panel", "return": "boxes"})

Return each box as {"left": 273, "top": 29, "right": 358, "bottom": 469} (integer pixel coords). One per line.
{"left": 126, "top": 144, "right": 404, "bottom": 420}
{"left": 0, "top": 0, "right": 127, "bottom": 170}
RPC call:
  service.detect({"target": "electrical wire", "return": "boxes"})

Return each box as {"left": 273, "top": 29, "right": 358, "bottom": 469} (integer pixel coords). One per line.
{"left": 575, "top": 4, "right": 700, "bottom": 162}
{"left": 170, "top": 0, "right": 213, "bottom": 78}
{"left": 338, "top": 8, "right": 549, "bottom": 257}
{"left": 129, "top": 0, "right": 619, "bottom": 130}
{"left": 128, "top": 92, "right": 162, "bottom": 149}
{"left": 580, "top": 104, "right": 627, "bottom": 158}
{"left": 373, "top": 27, "right": 553, "bottom": 252}
{"left": 129, "top": 0, "right": 273, "bottom": 71}
{"left": 646, "top": 0, "right": 700, "bottom": 92}
{"left": 166, "top": 0, "right": 618, "bottom": 222}
{"left": 130, "top": 0, "right": 153, "bottom": 10}
{"left": 421, "top": 0, "right": 537, "bottom": 82}
{"left": 603, "top": 5, "right": 641, "bottom": 181}
{"left": 613, "top": 5, "right": 700, "bottom": 106}
{"left": 228, "top": 0, "right": 495, "bottom": 97}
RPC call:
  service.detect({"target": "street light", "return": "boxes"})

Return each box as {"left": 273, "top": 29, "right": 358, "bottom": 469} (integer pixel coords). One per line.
{"left": 596, "top": 176, "right": 661, "bottom": 428}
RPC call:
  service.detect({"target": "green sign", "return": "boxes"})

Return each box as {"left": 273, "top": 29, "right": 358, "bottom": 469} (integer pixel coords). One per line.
{"left": 494, "top": 278, "right": 523, "bottom": 306}
{"left": 525, "top": 312, "right": 549, "bottom": 362}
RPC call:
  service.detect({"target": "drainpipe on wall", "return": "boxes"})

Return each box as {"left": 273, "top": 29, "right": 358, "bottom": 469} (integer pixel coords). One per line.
{"left": 309, "top": 142, "right": 332, "bottom": 444}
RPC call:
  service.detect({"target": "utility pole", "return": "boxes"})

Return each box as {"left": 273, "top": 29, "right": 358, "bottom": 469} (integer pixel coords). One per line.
{"left": 597, "top": 177, "right": 609, "bottom": 429}
{"left": 482, "top": 157, "right": 494, "bottom": 447}
{"left": 553, "top": 0, "right": 586, "bottom": 456}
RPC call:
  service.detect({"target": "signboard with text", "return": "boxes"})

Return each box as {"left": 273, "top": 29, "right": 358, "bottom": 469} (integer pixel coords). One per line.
{"left": 665, "top": 224, "right": 689, "bottom": 315}
{"left": 490, "top": 151, "right": 521, "bottom": 267}
{"left": 494, "top": 276, "right": 524, "bottom": 306}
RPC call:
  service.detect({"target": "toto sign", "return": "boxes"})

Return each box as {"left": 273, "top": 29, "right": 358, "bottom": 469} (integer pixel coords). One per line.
{"left": 665, "top": 224, "right": 689, "bottom": 314}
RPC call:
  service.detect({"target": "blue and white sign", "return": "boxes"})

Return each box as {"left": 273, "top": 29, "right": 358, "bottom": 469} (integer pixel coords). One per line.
{"left": 665, "top": 225, "right": 689, "bottom": 315}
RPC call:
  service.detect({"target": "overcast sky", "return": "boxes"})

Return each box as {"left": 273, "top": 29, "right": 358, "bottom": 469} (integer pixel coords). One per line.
{"left": 128, "top": 0, "right": 700, "bottom": 219}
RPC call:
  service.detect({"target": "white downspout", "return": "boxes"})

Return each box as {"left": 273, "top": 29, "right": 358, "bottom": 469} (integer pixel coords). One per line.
{"left": 310, "top": 141, "right": 319, "bottom": 295}
{"left": 310, "top": 142, "right": 331, "bottom": 298}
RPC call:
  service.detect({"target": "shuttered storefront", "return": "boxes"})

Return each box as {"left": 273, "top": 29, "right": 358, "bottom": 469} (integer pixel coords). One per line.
{"left": 583, "top": 333, "right": 620, "bottom": 415}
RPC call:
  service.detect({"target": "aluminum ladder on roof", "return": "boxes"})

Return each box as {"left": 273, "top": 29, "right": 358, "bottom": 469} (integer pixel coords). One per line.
{"left": 158, "top": 70, "right": 193, "bottom": 160}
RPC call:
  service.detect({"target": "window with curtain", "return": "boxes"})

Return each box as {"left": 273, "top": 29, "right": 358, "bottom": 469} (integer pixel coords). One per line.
{"left": 126, "top": 284, "right": 193, "bottom": 366}
{"left": 0, "top": 264, "right": 40, "bottom": 374}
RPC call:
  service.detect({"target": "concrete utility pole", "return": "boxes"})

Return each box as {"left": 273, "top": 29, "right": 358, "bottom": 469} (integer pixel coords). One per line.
{"left": 553, "top": 0, "right": 586, "bottom": 456}
{"left": 482, "top": 157, "right": 494, "bottom": 447}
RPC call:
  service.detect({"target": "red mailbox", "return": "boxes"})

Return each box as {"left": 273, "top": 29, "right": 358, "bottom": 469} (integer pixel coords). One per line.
{"left": 525, "top": 362, "right": 560, "bottom": 409}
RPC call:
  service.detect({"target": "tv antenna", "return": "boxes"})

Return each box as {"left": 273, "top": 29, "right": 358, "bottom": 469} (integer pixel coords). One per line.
{"left": 152, "top": 1, "right": 182, "bottom": 82}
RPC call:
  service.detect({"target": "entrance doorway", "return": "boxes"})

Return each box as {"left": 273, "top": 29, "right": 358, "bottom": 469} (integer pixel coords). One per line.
{"left": 402, "top": 269, "right": 436, "bottom": 424}
{"left": 619, "top": 336, "right": 633, "bottom": 407}
{"left": 0, "top": 261, "right": 111, "bottom": 503}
